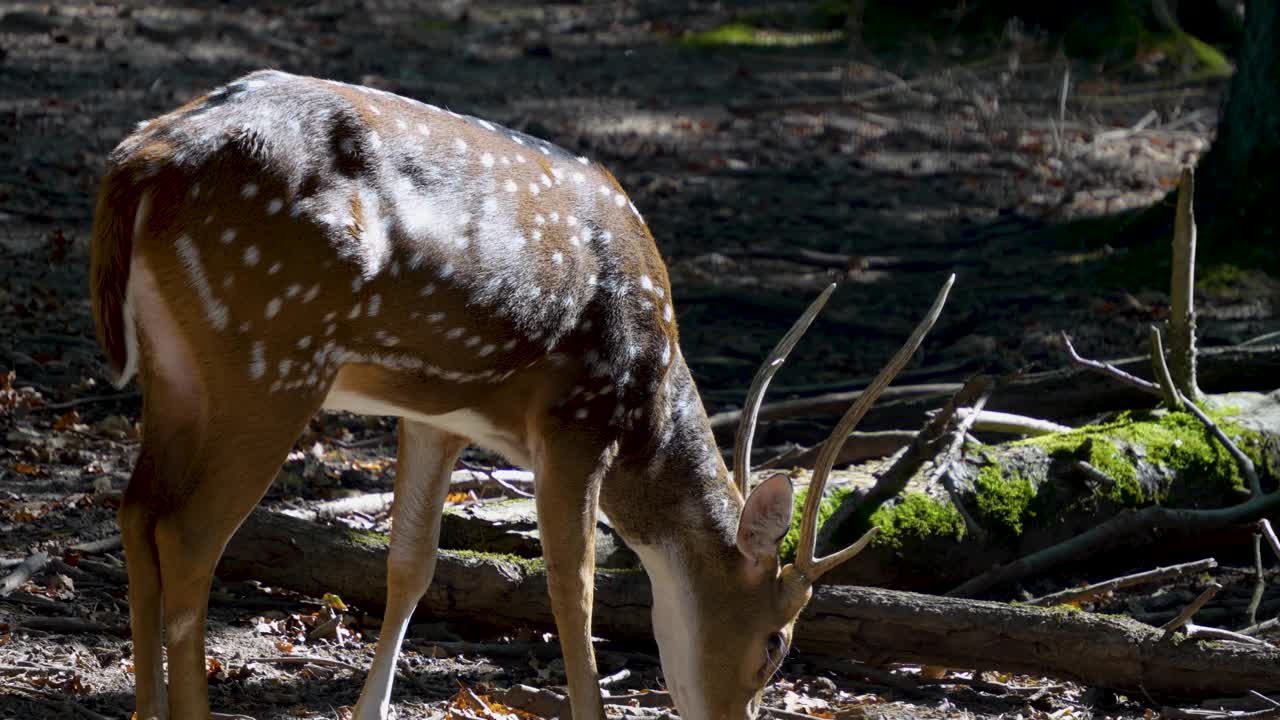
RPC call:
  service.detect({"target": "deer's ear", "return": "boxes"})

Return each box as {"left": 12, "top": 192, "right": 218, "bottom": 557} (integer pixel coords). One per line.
{"left": 736, "top": 473, "right": 795, "bottom": 566}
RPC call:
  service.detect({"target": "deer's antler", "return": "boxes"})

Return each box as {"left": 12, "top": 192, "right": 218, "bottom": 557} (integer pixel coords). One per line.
{"left": 790, "top": 274, "right": 954, "bottom": 581}
{"left": 732, "top": 283, "right": 837, "bottom": 496}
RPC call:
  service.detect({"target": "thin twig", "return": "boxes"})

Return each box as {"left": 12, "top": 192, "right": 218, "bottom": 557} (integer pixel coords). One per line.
{"left": 955, "top": 408, "right": 1072, "bottom": 436}
{"left": 1184, "top": 623, "right": 1273, "bottom": 646}
{"left": 1151, "top": 326, "right": 1183, "bottom": 410}
{"left": 0, "top": 683, "right": 113, "bottom": 720}
{"left": 35, "top": 392, "right": 139, "bottom": 412}
{"left": 1062, "top": 332, "right": 1161, "bottom": 394}
{"left": 1241, "top": 330, "right": 1280, "bottom": 347}
{"left": 243, "top": 656, "right": 361, "bottom": 672}
{"left": 330, "top": 433, "right": 396, "bottom": 449}
{"left": 862, "top": 375, "right": 992, "bottom": 509}
{"left": 1024, "top": 558, "right": 1218, "bottom": 607}
{"left": 1180, "top": 395, "right": 1260, "bottom": 496}
{"left": 1161, "top": 706, "right": 1280, "bottom": 719}
{"left": 765, "top": 707, "right": 824, "bottom": 720}
{"left": 933, "top": 384, "right": 994, "bottom": 538}
{"left": 1252, "top": 691, "right": 1280, "bottom": 709}
{"left": 599, "top": 668, "right": 632, "bottom": 689}
{"left": 1074, "top": 460, "right": 1119, "bottom": 488}
{"left": 1162, "top": 582, "right": 1222, "bottom": 634}
{"left": 1240, "top": 616, "right": 1280, "bottom": 637}
{"left": 1258, "top": 520, "right": 1280, "bottom": 560}
{"left": 1250, "top": 531, "right": 1266, "bottom": 626}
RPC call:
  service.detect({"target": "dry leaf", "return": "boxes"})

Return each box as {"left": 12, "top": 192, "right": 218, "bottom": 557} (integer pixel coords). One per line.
{"left": 54, "top": 409, "right": 80, "bottom": 431}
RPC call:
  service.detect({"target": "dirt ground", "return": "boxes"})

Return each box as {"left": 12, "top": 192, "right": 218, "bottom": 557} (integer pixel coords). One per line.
{"left": 2, "top": 1, "right": 1278, "bottom": 718}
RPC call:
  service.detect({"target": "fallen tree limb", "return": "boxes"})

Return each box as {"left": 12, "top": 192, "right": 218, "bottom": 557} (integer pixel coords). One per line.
{"left": 218, "top": 508, "right": 1280, "bottom": 699}
{"left": 1024, "top": 558, "right": 1219, "bottom": 607}
{"left": 0, "top": 552, "right": 48, "bottom": 596}
{"left": 758, "top": 430, "right": 916, "bottom": 469}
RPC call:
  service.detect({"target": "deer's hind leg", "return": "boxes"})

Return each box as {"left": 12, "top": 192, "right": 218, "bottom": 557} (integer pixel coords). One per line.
{"left": 122, "top": 254, "right": 327, "bottom": 719}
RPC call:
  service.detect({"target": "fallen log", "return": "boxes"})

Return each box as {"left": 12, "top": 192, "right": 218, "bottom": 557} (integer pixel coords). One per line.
{"left": 815, "top": 391, "right": 1280, "bottom": 591}
{"left": 218, "top": 507, "right": 1280, "bottom": 700}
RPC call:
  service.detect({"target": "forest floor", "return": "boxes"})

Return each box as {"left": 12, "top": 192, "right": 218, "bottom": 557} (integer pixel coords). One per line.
{"left": 2, "top": 1, "right": 1278, "bottom": 718}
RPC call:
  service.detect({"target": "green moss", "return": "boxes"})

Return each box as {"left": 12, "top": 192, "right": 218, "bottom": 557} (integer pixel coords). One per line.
{"left": 868, "top": 492, "right": 966, "bottom": 550}
{"left": 1018, "top": 409, "right": 1264, "bottom": 501}
{"left": 446, "top": 548, "right": 547, "bottom": 574}
{"left": 345, "top": 528, "right": 390, "bottom": 550}
{"left": 680, "top": 22, "right": 844, "bottom": 48}
{"left": 1088, "top": 439, "right": 1144, "bottom": 505}
{"left": 778, "top": 486, "right": 851, "bottom": 562}
{"left": 974, "top": 464, "right": 1038, "bottom": 536}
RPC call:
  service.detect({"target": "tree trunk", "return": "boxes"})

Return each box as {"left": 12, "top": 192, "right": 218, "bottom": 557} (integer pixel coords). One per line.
{"left": 1196, "top": 0, "right": 1280, "bottom": 261}
{"left": 217, "top": 507, "right": 1280, "bottom": 700}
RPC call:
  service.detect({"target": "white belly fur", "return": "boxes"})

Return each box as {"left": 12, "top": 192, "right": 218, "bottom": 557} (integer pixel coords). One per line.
{"left": 322, "top": 379, "right": 532, "bottom": 468}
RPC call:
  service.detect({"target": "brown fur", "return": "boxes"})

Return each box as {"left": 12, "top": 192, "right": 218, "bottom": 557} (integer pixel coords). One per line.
{"left": 90, "top": 166, "right": 141, "bottom": 381}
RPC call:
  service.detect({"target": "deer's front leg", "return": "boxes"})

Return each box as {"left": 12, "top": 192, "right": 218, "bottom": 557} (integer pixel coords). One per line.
{"left": 353, "top": 421, "right": 467, "bottom": 720}
{"left": 535, "top": 447, "right": 607, "bottom": 720}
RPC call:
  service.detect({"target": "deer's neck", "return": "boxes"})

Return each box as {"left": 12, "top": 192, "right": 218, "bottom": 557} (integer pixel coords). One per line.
{"left": 600, "top": 352, "right": 743, "bottom": 558}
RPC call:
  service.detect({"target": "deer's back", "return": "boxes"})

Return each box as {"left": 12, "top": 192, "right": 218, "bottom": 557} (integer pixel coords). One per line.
{"left": 108, "top": 70, "right": 678, "bottom": 427}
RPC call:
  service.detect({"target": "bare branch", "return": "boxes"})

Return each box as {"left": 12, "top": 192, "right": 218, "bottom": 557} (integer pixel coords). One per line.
{"left": 1151, "top": 325, "right": 1184, "bottom": 410}
{"left": 1162, "top": 582, "right": 1222, "bottom": 634}
{"left": 857, "top": 375, "right": 991, "bottom": 513}
{"left": 243, "top": 656, "right": 361, "bottom": 672}
{"left": 1261, "top": 519, "right": 1280, "bottom": 561}
{"left": 1183, "top": 623, "right": 1273, "bottom": 646}
{"left": 1024, "top": 558, "right": 1218, "bottom": 607}
{"left": 1180, "top": 396, "right": 1261, "bottom": 496}
{"left": 1169, "top": 166, "right": 1202, "bottom": 401}
{"left": 1062, "top": 332, "right": 1161, "bottom": 395}
{"left": 0, "top": 552, "right": 49, "bottom": 596}
{"left": 956, "top": 408, "right": 1072, "bottom": 436}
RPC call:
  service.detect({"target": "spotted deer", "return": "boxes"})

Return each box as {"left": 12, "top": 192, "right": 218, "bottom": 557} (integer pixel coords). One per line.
{"left": 91, "top": 69, "right": 951, "bottom": 720}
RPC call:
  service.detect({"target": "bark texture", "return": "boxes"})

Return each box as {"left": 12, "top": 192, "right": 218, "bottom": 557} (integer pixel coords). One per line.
{"left": 218, "top": 508, "right": 1280, "bottom": 700}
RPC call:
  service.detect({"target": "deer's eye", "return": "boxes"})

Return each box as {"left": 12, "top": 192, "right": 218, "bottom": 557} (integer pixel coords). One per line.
{"left": 765, "top": 632, "right": 786, "bottom": 659}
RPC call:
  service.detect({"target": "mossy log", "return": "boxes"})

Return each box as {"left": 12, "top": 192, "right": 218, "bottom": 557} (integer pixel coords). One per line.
{"left": 814, "top": 392, "right": 1280, "bottom": 591}
{"left": 217, "top": 507, "right": 1280, "bottom": 699}
{"left": 439, "top": 499, "right": 639, "bottom": 569}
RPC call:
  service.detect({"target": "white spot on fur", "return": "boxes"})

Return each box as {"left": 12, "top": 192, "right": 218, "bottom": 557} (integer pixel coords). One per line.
{"left": 174, "top": 234, "right": 229, "bottom": 331}
{"left": 250, "top": 341, "right": 266, "bottom": 379}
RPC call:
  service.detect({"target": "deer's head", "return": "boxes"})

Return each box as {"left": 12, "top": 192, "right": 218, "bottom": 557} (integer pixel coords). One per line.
{"left": 643, "top": 278, "right": 953, "bottom": 720}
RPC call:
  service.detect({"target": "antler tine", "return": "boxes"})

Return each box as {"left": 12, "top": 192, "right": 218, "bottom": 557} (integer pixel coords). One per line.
{"left": 794, "top": 274, "right": 955, "bottom": 580}
{"left": 732, "top": 283, "right": 838, "bottom": 496}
